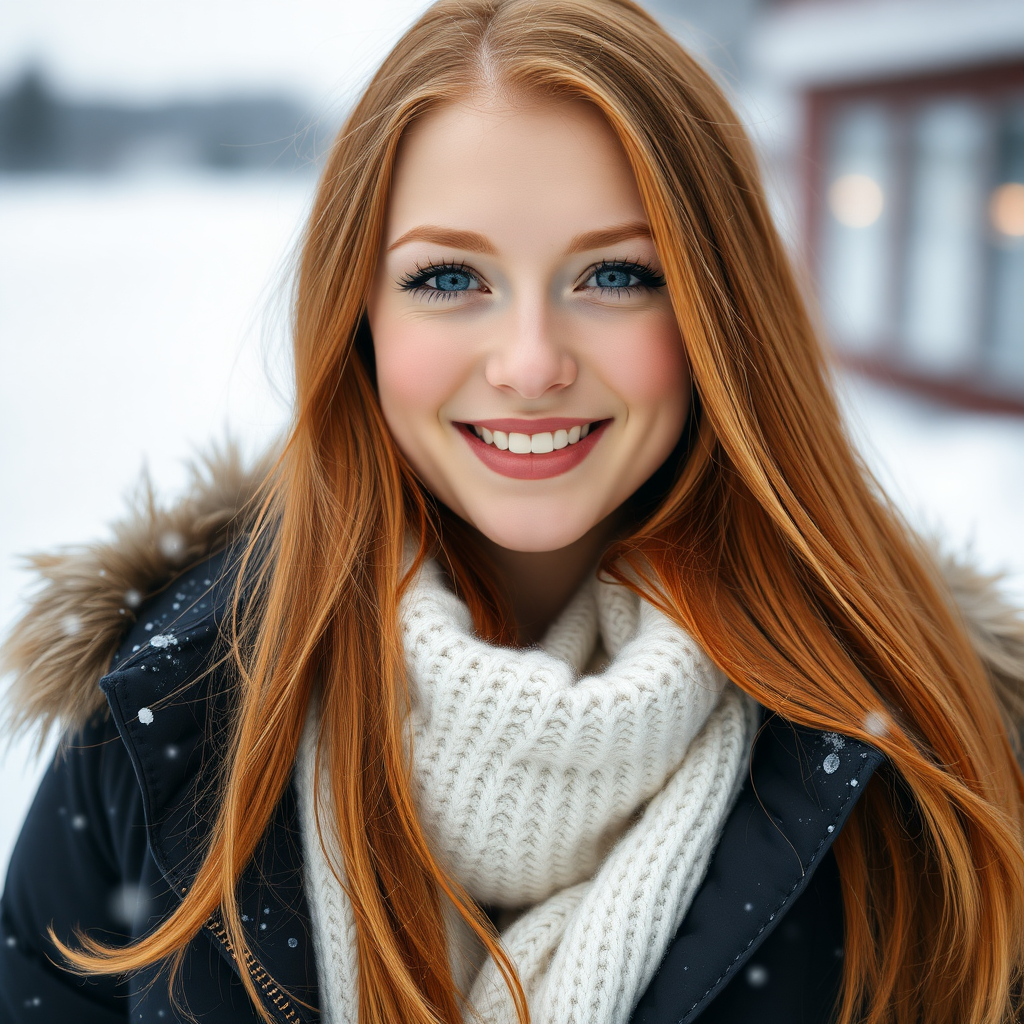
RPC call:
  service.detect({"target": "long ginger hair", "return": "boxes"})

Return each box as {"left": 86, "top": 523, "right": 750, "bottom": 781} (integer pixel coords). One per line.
{"left": 60, "top": 1, "right": 1024, "bottom": 1021}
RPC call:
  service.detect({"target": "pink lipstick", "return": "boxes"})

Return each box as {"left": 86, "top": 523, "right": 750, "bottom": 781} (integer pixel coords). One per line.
{"left": 457, "top": 419, "right": 609, "bottom": 479}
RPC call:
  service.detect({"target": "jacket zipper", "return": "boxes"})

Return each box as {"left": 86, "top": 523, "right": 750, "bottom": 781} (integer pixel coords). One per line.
{"left": 205, "top": 913, "right": 304, "bottom": 1023}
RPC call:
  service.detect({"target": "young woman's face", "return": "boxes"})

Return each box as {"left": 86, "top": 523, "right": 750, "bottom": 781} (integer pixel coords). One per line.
{"left": 367, "top": 97, "right": 691, "bottom": 553}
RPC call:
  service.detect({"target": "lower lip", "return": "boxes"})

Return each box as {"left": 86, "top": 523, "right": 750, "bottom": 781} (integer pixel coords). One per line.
{"left": 457, "top": 421, "right": 609, "bottom": 479}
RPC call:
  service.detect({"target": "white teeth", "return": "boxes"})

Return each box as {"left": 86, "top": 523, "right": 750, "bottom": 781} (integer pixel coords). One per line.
{"left": 471, "top": 422, "right": 596, "bottom": 452}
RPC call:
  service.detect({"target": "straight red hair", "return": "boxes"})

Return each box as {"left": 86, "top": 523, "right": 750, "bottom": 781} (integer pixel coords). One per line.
{"left": 60, "top": 1, "right": 1024, "bottom": 1021}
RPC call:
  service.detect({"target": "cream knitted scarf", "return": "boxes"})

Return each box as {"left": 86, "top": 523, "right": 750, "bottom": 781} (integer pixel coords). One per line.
{"left": 296, "top": 560, "right": 757, "bottom": 1024}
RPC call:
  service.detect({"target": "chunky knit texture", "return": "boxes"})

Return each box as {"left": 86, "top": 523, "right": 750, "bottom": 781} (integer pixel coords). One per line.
{"left": 297, "top": 561, "right": 757, "bottom": 1024}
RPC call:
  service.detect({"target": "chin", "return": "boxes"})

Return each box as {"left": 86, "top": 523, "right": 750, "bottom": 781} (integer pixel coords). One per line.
{"left": 468, "top": 507, "right": 602, "bottom": 554}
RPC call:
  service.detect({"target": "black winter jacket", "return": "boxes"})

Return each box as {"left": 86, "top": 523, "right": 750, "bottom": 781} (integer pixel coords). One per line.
{"left": 1, "top": 454, "right": 1014, "bottom": 1024}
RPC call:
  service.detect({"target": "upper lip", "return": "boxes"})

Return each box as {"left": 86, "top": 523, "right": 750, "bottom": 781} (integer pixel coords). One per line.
{"left": 460, "top": 417, "right": 602, "bottom": 433}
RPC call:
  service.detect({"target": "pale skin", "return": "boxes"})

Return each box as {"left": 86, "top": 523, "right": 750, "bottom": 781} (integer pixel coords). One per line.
{"left": 367, "top": 96, "right": 691, "bottom": 643}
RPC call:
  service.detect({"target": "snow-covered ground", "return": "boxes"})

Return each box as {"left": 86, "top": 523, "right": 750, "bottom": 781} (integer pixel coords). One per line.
{"left": 1, "top": 175, "right": 1022, "bottom": 880}
{"left": 839, "top": 374, "right": 1024, "bottom": 600}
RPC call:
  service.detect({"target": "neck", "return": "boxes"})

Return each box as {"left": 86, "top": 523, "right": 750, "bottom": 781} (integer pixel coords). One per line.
{"left": 476, "top": 514, "right": 622, "bottom": 645}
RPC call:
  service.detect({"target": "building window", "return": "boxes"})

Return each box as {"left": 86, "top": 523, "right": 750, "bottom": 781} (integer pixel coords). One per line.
{"left": 990, "top": 105, "right": 1024, "bottom": 384}
{"left": 809, "top": 63, "right": 1024, "bottom": 407}
{"left": 820, "top": 103, "right": 895, "bottom": 354}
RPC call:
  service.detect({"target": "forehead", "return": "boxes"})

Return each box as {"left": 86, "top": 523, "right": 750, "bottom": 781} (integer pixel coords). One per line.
{"left": 382, "top": 96, "right": 648, "bottom": 248}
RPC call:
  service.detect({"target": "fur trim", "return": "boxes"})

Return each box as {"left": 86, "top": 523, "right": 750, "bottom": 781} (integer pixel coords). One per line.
{"left": 3, "top": 445, "right": 1024, "bottom": 751}
{"left": 0, "top": 443, "right": 275, "bottom": 746}
{"left": 937, "top": 553, "right": 1024, "bottom": 755}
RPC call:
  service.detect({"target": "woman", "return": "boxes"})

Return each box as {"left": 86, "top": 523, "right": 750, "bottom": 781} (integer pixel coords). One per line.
{"left": 3, "top": 0, "right": 1024, "bottom": 1021}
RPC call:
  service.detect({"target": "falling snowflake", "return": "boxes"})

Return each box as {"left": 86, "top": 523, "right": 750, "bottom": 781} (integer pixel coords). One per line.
{"left": 60, "top": 615, "right": 82, "bottom": 638}
{"left": 159, "top": 531, "right": 186, "bottom": 562}
{"left": 864, "top": 709, "right": 888, "bottom": 738}
{"left": 746, "top": 964, "right": 769, "bottom": 987}
{"left": 108, "top": 883, "right": 153, "bottom": 928}
{"left": 287, "top": 937, "right": 299, "bottom": 948}
{"left": 125, "top": 589, "right": 143, "bottom": 609}
{"left": 823, "top": 752, "right": 840, "bottom": 774}
{"left": 138, "top": 707, "right": 154, "bottom": 725}
{"left": 70, "top": 814, "right": 87, "bottom": 831}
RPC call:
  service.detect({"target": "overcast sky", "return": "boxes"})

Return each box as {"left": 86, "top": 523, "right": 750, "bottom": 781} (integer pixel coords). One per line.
{"left": 0, "top": 0, "right": 437, "bottom": 107}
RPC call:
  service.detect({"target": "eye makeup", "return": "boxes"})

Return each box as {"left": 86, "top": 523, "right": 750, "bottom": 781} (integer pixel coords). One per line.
{"left": 397, "top": 256, "right": 665, "bottom": 300}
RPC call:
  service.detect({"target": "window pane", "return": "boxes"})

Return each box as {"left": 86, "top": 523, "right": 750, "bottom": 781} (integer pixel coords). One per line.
{"left": 819, "top": 103, "right": 895, "bottom": 354}
{"left": 987, "top": 102, "right": 1024, "bottom": 384}
{"left": 901, "top": 100, "right": 988, "bottom": 374}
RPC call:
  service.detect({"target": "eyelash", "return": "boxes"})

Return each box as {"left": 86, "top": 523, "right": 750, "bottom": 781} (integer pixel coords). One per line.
{"left": 398, "top": 261, "right": 479, "bottom": 302}
{"left": 397, "top": 258, "right": 666, "bottom": 300}
{"left": 586, "top": 259, "right": 666, "bottom": 295}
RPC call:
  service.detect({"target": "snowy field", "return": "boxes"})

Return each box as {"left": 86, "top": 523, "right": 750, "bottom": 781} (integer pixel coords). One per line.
{"left": 2, "top": 175, "right": 1023, "bottom": 879}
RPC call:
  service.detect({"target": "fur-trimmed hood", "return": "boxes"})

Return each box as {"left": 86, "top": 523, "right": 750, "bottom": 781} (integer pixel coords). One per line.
{"left": 3, "top": 445, "right": 1024, "bottom": 748}
{"left": 1, "top": 445, "right": 274, "bottom": 744}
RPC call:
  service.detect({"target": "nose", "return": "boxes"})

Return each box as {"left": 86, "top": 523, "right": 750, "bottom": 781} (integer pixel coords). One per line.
{"left": 484, "top": 302, "right": 577, "bottom": 400}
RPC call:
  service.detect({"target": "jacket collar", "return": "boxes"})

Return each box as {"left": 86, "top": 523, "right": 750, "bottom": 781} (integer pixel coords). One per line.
{"left": 632, "top": 718, "right": 881, "bottom": 1023}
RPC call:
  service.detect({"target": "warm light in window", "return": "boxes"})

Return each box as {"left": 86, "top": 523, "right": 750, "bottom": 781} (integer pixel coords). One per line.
{"left": 828, "top": 173, "right": 884, "bottom": 228}
{"left": 990, "top": 182, "right": 1024, "bottom": 237}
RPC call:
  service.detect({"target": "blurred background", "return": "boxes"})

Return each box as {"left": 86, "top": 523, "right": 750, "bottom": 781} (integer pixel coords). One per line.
{"left": 2, "top": 0, "right": 1023, "bottom": 877}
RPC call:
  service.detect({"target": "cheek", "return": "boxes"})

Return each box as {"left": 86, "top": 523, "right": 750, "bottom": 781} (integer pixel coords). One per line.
{"left": 598, "top": 313, "right": 689, "bottom": 409}
{"left": 371, "top": 319, "right": 469, "bottom": 421}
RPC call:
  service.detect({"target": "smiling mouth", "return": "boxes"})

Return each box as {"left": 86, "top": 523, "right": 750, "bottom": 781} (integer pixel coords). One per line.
{"left": 463, "top": 421, "right": 603, "bottom": 454}
{"left": 456, "top": 419, "right": 609, "bottom": 480}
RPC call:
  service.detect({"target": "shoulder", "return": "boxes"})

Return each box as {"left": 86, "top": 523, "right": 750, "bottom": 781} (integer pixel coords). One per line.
{"left": 0, "top": 444, "right": 273, "bottom": 744}
{"left": 106, "top": 546, "right": 235, "bottom": 687}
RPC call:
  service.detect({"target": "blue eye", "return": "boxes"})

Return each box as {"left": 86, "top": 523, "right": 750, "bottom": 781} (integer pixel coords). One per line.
{"left": 432, "top": 270, "right": 475, "bottom": 292}
{"left": 400, "top": 262, "right": 482, "bottom": 299}
{"left": 594, "top": 267, "right": 637, "bottom": 288}
{"left": 584, "top": 260, "right": 665, "bottom": 294}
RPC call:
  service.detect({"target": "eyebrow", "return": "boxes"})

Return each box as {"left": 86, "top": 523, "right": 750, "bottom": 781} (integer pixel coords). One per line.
{"left": 384, "top": 220, "right": 653, "bottom": 256}
{"left": 386, "top": 226, "right": 497, "bottom": 254}
{"left": 564, "top": 221, "right": 653, "bottom": 255}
